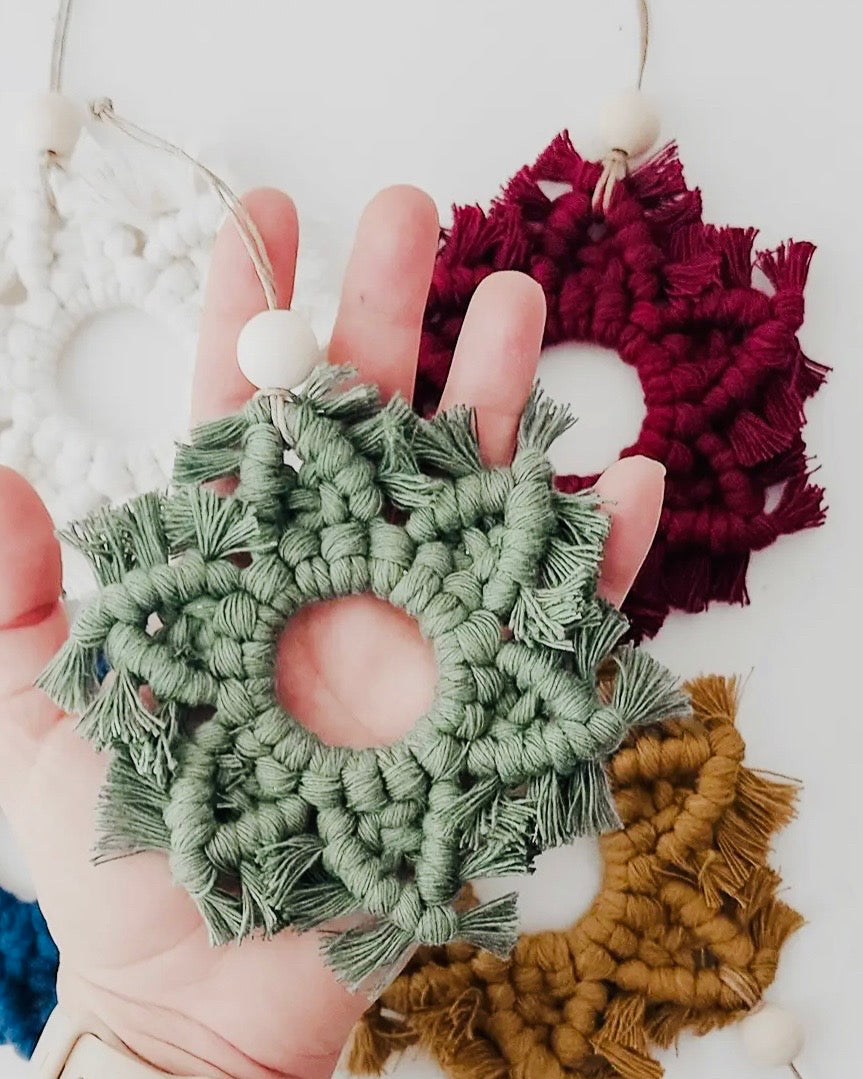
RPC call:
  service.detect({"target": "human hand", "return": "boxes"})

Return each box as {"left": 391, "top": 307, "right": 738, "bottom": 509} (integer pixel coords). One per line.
{"left": 0, "top": 186, "right": 665, "bottom": 1078}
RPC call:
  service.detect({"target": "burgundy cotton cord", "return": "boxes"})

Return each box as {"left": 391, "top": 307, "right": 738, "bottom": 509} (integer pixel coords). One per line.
{"left": 416, "top": 136, "right": 827, "bottom": 639}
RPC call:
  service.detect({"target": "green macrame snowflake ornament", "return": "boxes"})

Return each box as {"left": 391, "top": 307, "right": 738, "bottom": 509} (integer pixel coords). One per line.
{"left": 38, "top": 365, "right": 688, "bottom": 987}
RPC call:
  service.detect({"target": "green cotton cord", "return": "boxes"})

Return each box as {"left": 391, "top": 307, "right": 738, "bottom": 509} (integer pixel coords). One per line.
{"left": 37, "top": 365, "right": 690, "bottom": 988}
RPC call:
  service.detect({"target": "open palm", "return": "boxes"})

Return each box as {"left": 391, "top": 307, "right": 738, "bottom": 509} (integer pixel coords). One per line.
{"left": 0, "top": 186, "right": 665, "bottom": 1079}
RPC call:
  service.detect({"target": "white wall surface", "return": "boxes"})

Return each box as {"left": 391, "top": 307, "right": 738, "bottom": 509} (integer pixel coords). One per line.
{"left": 0, "top": 1, "right": 860, "bottom": 1075}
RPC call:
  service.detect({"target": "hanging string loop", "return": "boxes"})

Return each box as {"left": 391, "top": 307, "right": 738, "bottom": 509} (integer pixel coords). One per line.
{"left": 89, "top": 97, "right": 277, "bottom": 310}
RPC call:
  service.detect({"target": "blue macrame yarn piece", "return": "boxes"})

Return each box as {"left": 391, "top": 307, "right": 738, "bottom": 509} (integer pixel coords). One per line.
{"left": 0, "top": 887, "right": 57, "bottom": 1056}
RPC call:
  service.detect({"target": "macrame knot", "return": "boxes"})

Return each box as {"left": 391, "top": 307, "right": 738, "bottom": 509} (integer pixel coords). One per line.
{"left": 592, "top": 147, "right": 629, "bottom": 214}
{"left": 417, "top": 906, "right": 460, "bottom": 946}
{"left": 38, "top": 364, "right": 688, "bottom": 987}
{"left": 254, "top": 389, "right": 298, "bottom": 447}
{"left": 88, "top": 96, "right": 113, "bottom": 121}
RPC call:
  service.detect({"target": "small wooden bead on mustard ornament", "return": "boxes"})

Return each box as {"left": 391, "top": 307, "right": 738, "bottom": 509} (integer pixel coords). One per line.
{"left": 739, "top": 1003, "right": 805, "bottom": 1068}
{"left": 236, "top": 308, "right": 321, "bottom": 390}
{"left": 597, "top": 88, "right": 660, "bottom": 158}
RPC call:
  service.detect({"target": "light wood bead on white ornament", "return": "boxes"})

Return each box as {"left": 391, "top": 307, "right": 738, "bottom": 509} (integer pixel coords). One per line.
{"left": 15, "top": 93, "right": 83, "bottom": 158}
{"left": 598, "top": 89, "right": 660, "bottom": 159}
{"left": 739, "top": 1003, "right": 805, "bottom": 1067}
{"left": 237, "top": 309, "right": 320, "bottom": 390}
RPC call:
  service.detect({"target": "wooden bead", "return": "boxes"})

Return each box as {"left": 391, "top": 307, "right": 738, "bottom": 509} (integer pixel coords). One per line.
{"left": 597, "top": 89, "right": 660, "bottom": 159}
{"left": 16, "top": 93, "right": 82, "bottom": 158}
{"left": 740, "top": 1003, "right": 805, "bottom": 1067}
{"left": 236, "top": 309, "right": 320, "bottom": 390}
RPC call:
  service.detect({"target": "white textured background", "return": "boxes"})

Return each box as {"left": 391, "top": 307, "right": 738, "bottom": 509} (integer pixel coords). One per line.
{"left": 0, "top": 1, "right": 861, "bottom": 1075}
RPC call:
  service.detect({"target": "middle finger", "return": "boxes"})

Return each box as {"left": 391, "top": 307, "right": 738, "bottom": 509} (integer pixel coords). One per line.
{"left": 328, "top": 185, "right": 439, "bottom": 401}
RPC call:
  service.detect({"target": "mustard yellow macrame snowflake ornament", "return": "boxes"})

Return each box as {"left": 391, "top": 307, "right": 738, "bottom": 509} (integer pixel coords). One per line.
{"left": 38, "top": 365, "right": 688, "bottom": 987}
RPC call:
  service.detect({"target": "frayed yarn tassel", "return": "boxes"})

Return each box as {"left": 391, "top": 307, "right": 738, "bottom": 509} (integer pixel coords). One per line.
{"left": 348, "top": 1014, "right": 418, "bottom": 1076}
{"left": 531, "top": 761, "right": 621, "bottom": 848}
{"left": 592, "top": 993, "right": 664, "bottom": 1079}
{"left": 770, "top": 476, "right": 826, "bottom": 538}
{"left": 35, "top": 638, "right": 100, "bottom": 715}
{"left": 323, "top": 922, "right": 416, "bottom": 993}
{"left": 457, "top": 895, "right": 519, "bottom": 958}
{"left": 94, "top": 751, "right": 170, "bottom": 860}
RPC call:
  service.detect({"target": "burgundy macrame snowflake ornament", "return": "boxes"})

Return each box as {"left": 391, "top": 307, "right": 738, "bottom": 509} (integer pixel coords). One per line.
{"left": 416, "top": 137, "right": 827, "bottom": 639}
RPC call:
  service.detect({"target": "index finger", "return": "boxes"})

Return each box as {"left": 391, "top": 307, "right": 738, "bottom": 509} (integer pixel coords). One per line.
{"left": 191, "top": 188, "right": 299, "bottom": 425}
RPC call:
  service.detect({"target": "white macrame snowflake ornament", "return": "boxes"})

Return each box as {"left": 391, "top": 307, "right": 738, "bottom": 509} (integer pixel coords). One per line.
{"left": 0, "top": 132, "right": 223, "bottom": 530}
{"left": 0, "top": 129, "right": 338, "bottom": 596}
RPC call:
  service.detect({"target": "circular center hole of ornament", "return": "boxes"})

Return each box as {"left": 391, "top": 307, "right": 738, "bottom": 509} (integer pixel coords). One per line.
{"left": 472, "top": 837, "right": 603, "bottom": 931}
{"left": 539, "top": 343, "right": 646, "bottom": 476}
{"left": 59, "top": 307, "right": 191, "bottom": 440}
{"left": 275, "top": 595, "right": 438, "bottom": 748}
